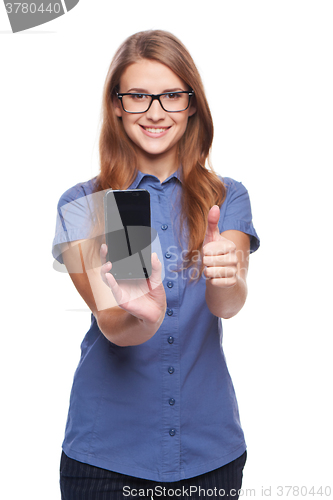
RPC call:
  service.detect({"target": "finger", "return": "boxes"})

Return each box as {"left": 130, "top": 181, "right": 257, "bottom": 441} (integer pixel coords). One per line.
{"left": 104, "top": 265, "right": 124, "bottom": 304}
{"left": 100, "top": 243, "right": 108, "bottom": 265}
{"left": 203, "top": 236, "right": 236, "bottom": 257}
{"left": 208, "top": 276, "right": 238, "bottom": 288}
{"left": 100, "top": 261, "right": 112, "bottom": 285}
{"left": 203, "top": 241, "right": 228, "bottom": 257}
{"left": 204, "top": 205, "right": 221, "bottom": 245}
{"left": 204, "top": 266, "right": 237, "bottom": 279}
{"left": 203, "top": 251, "right": 238, "bottom": 267}
{"left": 203, "top": 255, "right": 226, "bottom": 267}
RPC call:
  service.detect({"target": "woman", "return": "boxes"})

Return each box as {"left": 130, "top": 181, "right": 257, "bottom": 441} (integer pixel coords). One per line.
{"left": 53, "top": 30, "right": 260, "bottom": 499}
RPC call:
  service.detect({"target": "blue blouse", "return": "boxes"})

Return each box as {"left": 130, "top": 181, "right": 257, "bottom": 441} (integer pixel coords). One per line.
{"left": 52, "top": 170, "right": 260, "bottom": 482}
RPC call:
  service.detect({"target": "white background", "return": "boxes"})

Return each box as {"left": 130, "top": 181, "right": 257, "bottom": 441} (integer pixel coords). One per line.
{"left": 1, "top": 1, "right": 332, "bottom": 498}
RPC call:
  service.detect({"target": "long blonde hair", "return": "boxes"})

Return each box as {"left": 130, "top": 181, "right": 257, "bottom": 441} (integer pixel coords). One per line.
{"left": 95, "top": 30, "right": 226, "bottom": 272}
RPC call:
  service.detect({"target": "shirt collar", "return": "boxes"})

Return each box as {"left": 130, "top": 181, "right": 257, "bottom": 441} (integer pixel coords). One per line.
{"left": 128, "top": 168, "right": 183, "bottom": 189}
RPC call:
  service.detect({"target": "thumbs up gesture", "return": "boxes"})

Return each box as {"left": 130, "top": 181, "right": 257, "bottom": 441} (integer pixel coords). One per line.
{"left": 202, "top": 205, "right": 238, "bottom": 288}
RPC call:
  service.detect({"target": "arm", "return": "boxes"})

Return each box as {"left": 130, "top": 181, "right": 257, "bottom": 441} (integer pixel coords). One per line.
{"left": 61, "top": 239, "right": 166, "bottom": 346}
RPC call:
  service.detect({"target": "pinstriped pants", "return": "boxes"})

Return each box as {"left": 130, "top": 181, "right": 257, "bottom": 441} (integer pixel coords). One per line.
{"left": 60, "top": 450, "right": 247, "bottom": 499}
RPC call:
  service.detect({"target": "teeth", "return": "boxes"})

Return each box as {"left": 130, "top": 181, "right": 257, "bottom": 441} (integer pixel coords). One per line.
{"left": 144, "top": 127, "right": 167, "bottom": 133}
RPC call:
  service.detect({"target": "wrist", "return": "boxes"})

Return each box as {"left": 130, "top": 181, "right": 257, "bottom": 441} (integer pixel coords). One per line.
{"left": 97, "top": 306, "right": 165, "bottom": 346}
{"left": 205, "top": 274, "right": 247, "bottom": 319}
{"left": 140, "top": 305, "right": 166, "bottom": 330}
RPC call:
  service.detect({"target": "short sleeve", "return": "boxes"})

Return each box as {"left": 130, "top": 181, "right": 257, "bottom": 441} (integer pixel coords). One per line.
{"left": 218, "top": 177, "right": 260, "bottom": 253}
{"left": 52, "top": 179, "right": 100, "bottom": 264}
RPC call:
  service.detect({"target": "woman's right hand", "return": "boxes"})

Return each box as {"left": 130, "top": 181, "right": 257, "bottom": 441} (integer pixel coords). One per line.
{"left": 100, "top": 244, "right": 167, "bottom": 327}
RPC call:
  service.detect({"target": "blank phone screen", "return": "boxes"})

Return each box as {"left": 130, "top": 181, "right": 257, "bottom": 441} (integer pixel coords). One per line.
{"left": 104, "top": 190, "right": 152, "bottom": 279}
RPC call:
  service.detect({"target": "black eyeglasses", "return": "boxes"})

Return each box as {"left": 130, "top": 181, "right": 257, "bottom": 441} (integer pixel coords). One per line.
{"left": 116, "top": 91, "right": 194, "bottom": 113}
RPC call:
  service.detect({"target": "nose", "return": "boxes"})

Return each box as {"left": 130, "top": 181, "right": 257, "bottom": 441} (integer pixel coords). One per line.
{"left": 146, "top": 98, "right": 165, "bottom": 121}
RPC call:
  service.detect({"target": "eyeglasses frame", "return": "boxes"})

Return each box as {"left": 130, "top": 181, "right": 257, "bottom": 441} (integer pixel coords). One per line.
{"left": 116, "top": 90, "right": 195, "bottom": 114}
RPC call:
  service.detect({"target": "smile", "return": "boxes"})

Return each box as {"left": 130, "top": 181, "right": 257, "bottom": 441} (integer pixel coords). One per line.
{"left": 140, "top": 125, "right": 171, "bottom": 135}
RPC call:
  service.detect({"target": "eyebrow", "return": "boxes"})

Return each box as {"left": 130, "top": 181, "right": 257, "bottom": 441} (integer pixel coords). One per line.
{"left": 126, "top": 87, "right": 186, "bottom": 93}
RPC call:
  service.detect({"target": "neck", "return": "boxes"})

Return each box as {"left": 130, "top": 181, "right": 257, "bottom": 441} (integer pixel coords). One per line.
{"left": 136, "top": 148, "right": 179, "bottom": 183}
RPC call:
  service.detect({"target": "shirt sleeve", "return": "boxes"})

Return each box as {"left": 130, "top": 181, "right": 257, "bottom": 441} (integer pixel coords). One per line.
{"left": 52, "top": 181, "right": 100, "bottom": 264}
{"left": 218, "top": 177, "right": 260, "bottom": 253}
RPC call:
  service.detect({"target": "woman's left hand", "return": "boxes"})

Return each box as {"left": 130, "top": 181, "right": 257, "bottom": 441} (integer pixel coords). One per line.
{"left": 202, "top": 205, "right": 239, "bottom": 288}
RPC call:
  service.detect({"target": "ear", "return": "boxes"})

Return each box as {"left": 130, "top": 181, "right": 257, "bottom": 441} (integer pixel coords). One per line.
{"left": 112, "top": 95, "right": 122, "bottom": 118}
{"left": 188, "top": 95, "right": 197, "bottom": 117}
{"left": 188, "top": 103, "right": 197, "bottom": 117}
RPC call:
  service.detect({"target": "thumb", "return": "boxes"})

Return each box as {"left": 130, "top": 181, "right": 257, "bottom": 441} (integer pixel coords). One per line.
{"left": 148, "top": 252, "right": 163, "bottom": 289}
{"left": 203, "top": 205, "right": 221, "bottom": 246}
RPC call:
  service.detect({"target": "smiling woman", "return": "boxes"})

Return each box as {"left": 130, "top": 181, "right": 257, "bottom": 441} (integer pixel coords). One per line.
{"left": 96, "top": 31, "right": 225, "bottom": 272}
{"left": 54, "top": 29, "right": 260, "bottom": 500}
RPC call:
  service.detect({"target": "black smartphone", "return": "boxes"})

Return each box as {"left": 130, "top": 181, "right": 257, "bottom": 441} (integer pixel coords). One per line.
{"left": 104, "top": 189, "right": 152, "bottom": 279}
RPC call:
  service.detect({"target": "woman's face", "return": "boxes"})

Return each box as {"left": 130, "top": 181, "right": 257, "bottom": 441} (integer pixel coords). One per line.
{"left": 114, "top": 59, "right": 196, "bottom": 166}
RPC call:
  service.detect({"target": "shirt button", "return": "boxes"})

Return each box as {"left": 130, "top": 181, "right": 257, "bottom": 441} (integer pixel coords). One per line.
{"left": 167, "top": 336, "right": 174, "bottom": 344}
{"left": 168, "top": 366, "right": 175, "bottom": 374}
{"left": 169, "top": 398, "right": 175, "bottom": 406}
{"left": 166, "top": 308, "right": 173, "bottom": 316}
{"left": 165, "top": 252, "right": 172, "bottom": 259}
{"left": 161, "top": 224, "right": 168, "bottom": 230}
{"left": 167, "top": 281, "right": 173, "bottom": 288}
{"left": 169, "top": 429, "right": 176, "bottom": 436}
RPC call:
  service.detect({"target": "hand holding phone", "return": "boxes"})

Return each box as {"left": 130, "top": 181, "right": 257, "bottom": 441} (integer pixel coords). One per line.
{"left": 100, "top": 244, "right": 166, "bottom": 326}
{"left": 102, "top": 188, "right": 166, "bottom": 323}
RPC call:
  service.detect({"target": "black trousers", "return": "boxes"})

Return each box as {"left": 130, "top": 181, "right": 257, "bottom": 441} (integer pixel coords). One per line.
{"left": 60, "top": 450, "right": 247, "bottom": 499}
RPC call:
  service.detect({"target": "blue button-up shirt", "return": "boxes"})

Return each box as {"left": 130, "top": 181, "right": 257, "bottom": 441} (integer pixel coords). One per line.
{"left": 52, "top": 170, "right": 260, "bottom": 482}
